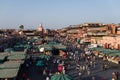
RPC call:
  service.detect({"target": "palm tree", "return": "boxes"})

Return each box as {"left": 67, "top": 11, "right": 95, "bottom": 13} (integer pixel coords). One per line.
{"left": 19, "top": 25, "right": 24, "bottom": 30}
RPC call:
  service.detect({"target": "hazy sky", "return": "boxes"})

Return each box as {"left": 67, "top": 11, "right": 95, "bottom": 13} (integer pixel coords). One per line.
{"left": 0, "top": 0, "right": 120, "bottom": 29}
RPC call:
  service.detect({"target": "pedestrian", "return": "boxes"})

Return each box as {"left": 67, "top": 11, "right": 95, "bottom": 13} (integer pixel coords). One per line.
{"left": 26, "top": 78, "right": 30, "bottom": 80}
{"left": 101, "top": 64, "right": 104, "bottom": 71}
{"left": 87, "top": 69, "right": 90, "bottom": 76}
{"left": 58, "top": 65, "right": 63, "bottom": 73}
{"left": 43, "top": 69, "right": 47, "bottom": 76}
{"left": 49, "top": 71, "right": 52, "bottom": 77}
{"left": 78, "top": 71, "right": 82, "bottom": 79}
{"left": 57, "top": 59, "right": 60, "bottom": 63}
{"left": 22, "top": 73, "right": 26, "bottom": 80}
{"left": 112, "top": 72, "right": 117, "bottom": 80}
{"left": 93, "top": 61, "right": 96, "bottom": 68}
{"left": 90, "top": 61, "right": 93, "bottom": 67}
{"left": 93, "top": 55, "right": 96, "bottom": 61}
{"left": 26, "top": 63, "right": 29, "bottom": 68}
{"left": 73, "top": 54, "right": 76, "bottom": 60}
{"left": 101, "top": 77, "right": 105, "bottom": 80}
{"left": 82, "top": 65, "right": 85, "bottom": 71}
{"left": 79, "top": 66, "right": 83, "bottom": 71}
{"left": 104, "top": 64, "right": 107, "bottom": 70}
{"left": 112, "top": 78, "right": 115, "bottom": 80}
{"left": 46, "top": 76, "right": 50, "bottom": 80}
{"left": 116, "top": 72, "right": 119, "bottom": 80}
{"left": 92, "top": 76, "right": 96, "bottom": 80}
{"left": 62, "top": 68, "right": 65, "bottom": 74}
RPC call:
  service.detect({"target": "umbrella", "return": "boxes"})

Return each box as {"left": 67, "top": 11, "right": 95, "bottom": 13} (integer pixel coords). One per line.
{"left": 28, "top": 38, "right": 37, "bottom": 43}
{"left": 77, "top": 38, "right": 80, "bottom": 44}
{"left": 36, "top": 60, "right": 44, "bottom": 67}
{"left": 4, "top": 48, "right": 13, "bottom": 53}
{"left": 16, "top": 43, "right": 21, "bottom": 45}
{"left": 13, "top": 45, "right": 24, "bottom": 51}
{"left": 51, "top": 73, "right": 73, "bottom": 80}
{"left": 109, "top": 53, "right": 120, "bottom": 57}
{"left": 39, "top": 44, "right": 52, "bottom": 51}
{"left": 23, "top": 44, "right": 31, "bottom": 49}
{"left": 48, "top": 41, "right": 57, "bottom": 46}
{"left": 39, "top": 54, "right": 51, "bottom": 60}
{"left": 54, "top": 44, "right": 66, "bottom": 50}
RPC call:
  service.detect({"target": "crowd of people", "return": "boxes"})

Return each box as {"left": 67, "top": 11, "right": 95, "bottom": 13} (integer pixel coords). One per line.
{"left": 17, "top": 36, "right": 120, "bottom": 80}
{"left": 55, "top": 36, "right": 120, "bottom": 80}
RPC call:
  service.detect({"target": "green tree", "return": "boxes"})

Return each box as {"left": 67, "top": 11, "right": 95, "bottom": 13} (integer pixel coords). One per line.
{"left": 19, "top": 25, "right": 24, "bottom": 30}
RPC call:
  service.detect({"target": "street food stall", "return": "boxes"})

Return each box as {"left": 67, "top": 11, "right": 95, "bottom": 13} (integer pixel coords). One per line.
{"left": 90, "top": 47, "right": 120, "bottom": 64}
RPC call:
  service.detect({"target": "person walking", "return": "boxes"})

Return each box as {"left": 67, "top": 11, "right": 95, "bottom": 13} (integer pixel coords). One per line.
{"left": 22, "top": 73, "right": 26, "bottom": 80}
{"left": 46, "top": 76, "right": 50, "bottom": 80}
{"left": 82, "top": 65, "right": 86, "bottom": 71}
{"left": 93, "top": 61, "right": 96, "bottom": 68}
{"left": 62, "top": 66, "right": 65, "bottom": 74}
{"left": 112, "top": 72, "right": 117, "bottom": 80}
{"left": 43, "top": 69, "right": 47, "bottom": 76}
{"left": 78, "top": 71, "right": 82, "bottom": 79}
{"left": 87, "top": 69, "right": 90, "bottom": 76}
{"left": 92, "top": 76, "right": 96, "bottom": 80}
{"left": 116, "top": 72, "right": 119, "bottom": 80}
{"left": 101, "top": 77, "right": 105, "bottom": 80}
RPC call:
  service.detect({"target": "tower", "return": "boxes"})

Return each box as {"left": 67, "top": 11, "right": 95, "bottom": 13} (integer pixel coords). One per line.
{"left": 37, "top": 24, "right": 44, "bottom": 37}
{"left": 38, "top": 24, "right": 43, "bottom": 32}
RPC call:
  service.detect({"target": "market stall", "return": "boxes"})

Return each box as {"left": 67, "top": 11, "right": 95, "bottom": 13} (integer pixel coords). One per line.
{"left": 0, "top": 61, "right": 21, "bottom": 69}
{"left": 0, "top": 69, "right": 19, "bottom": 80}
{"left": 8, "top": 54, "right": 26, "bottom": 61}
{"left": 0, "top": 53, "right": 8, "bottom": 63}
{"left": 91, "top": 47, "right": 120, "bottom": 64}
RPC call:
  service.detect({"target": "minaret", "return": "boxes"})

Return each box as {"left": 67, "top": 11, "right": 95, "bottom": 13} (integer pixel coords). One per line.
{"left": 38, "top": 24, "right": 44, "bottom": 37}
{"left": 38, "top": 24, "right": 43, "bottom": 32}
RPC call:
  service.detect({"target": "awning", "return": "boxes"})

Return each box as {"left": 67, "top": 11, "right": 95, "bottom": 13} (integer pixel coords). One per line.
{"left": 54, "top": 44, "right": 66, "bottom": 50}
{"left": 39, "top": 44, "right": 52, "bottom": 51}
{"left": 8, "top": 54, "right": 26, "bottom": 60}
{"left": 51, "top": 73, "right": 73, "bottom": 80}
{"left": 39, "top": 54, "right": 51, "bottom": 60}
{"left": 0, "top": 61, "right": 21, "bottom": 69}
{"left": 0, "top": 69, "right": 19, "bottom": 78}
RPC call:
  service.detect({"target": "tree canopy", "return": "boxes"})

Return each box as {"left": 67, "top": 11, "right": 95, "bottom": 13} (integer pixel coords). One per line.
{"left": 19, "top": 25, "right": 24, "bottom": 30}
